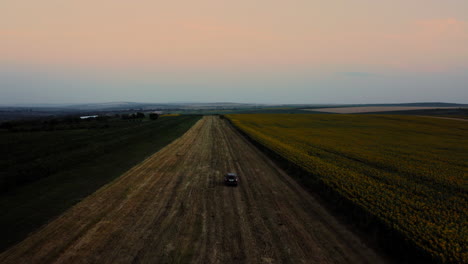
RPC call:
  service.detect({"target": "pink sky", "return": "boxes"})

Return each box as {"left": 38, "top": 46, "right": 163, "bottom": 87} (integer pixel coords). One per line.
{"left": 2, "top": 0, "right": 467, "bottom": 71}
{"left": 1, "top": 0, "right": 467, "bottom": 104}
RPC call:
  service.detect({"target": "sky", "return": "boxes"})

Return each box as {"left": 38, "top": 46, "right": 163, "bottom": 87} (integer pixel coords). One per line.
{"left": 1, "top": 0, "right": 467, "bottom": 104}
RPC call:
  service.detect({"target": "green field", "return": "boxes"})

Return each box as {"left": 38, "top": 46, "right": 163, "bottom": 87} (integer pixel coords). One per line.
{"left": 227, "top": 114, "right": 467, "bottom": 263}
{"left": 0, "top": 115, "right": 201, "bottom": 251}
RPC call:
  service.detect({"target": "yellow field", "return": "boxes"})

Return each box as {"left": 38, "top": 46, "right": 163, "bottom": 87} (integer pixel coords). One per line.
{"left": 226, "top": 114, "right": 467, "bottom": 263}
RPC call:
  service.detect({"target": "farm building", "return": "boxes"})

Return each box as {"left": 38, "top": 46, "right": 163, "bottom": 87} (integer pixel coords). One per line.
{"left": 80, "top": 115, "right": 98, "bottom": 119}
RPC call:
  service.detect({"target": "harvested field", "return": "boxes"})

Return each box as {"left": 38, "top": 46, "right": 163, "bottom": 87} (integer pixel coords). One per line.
{"left": 0, "top": 115, "right": 202, "bottom": 251}
{"left": 0, "top": 116, "right": 387, "bottom": 264}
{"left": 307, "top": 106, "right": 461, "bottom": 114}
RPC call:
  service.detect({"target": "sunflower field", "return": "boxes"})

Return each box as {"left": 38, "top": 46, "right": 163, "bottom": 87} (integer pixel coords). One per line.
{"left": 226, "top": 114, "right": 467, "bottom": 263}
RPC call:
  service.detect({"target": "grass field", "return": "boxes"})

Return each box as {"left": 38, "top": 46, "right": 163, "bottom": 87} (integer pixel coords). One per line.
{"left": 226, "top": 114, "right": 467, "bottom": 263}
{"left": 0, "top": 115, "right": 201, "bottom": 251}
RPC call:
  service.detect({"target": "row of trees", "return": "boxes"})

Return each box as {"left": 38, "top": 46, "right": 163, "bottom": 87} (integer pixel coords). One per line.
{"left": 0, "top": 115, "right": 112, "bottom": 131}
{"left": 0, "top": 112, "right": 164, "bottom": 132}
{"left": 120, "top": 112, "right": 159, "bottom": 120}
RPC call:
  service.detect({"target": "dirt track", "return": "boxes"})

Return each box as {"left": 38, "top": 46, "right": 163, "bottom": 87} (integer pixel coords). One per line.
{"left": 0, "top": 116, "right": 388, "bottom": 264}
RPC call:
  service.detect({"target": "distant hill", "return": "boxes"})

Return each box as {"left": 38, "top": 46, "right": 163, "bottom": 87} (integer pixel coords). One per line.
{"left": 302, "top": 102, "right": 467, "bottom": 109}
{"left": 59, "top": 102, "right": 261, "bottom": 111}
{"left": 362, "top": 108, "right": 468, "bottom": 116}
{"left": 0, "top": 102, "right": 261, "bottom": 121}
{"left": 1, "top": 102, "right": 466, "bottom": 121}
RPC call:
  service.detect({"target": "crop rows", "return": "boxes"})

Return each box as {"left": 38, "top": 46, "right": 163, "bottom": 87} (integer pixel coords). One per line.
{"left": 227, "top": 114, "right": 467, "bottom": 263}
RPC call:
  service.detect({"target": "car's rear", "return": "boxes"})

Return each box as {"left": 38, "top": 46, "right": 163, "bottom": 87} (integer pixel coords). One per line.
{"left": 224, "top": 173, "right": 239, "bottom": 186}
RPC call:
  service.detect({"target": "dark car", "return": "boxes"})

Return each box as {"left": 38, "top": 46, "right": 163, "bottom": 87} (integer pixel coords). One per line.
{"left": 224, "top": 173, "right": 239, "bottom": 186}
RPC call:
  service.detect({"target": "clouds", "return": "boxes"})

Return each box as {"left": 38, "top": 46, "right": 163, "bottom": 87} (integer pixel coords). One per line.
{"left": 385, "top": 18, "right": 468, "bottom": 42}
{"left": 378, "top": 18, "right": 468, "bottom": 72}
{"left": 416, "top": 18, "right": 466, "bottom": 35}
{"left": 336, "top": 72, "right": 381, "bottom": 78}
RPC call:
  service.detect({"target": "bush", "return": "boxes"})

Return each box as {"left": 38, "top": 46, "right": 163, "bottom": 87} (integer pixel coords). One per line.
{"left": 149, "top": 113, "right": 159, "bottom": 120}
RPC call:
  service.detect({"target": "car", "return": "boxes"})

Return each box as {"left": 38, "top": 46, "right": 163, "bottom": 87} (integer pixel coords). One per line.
{"left": 224, "top": 173, "right": 239, "bottom": 186}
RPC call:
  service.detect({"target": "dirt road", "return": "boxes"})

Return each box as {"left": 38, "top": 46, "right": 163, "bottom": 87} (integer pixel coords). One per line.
{"left": 0, "top": 116, "right": 388, "bottom": 264}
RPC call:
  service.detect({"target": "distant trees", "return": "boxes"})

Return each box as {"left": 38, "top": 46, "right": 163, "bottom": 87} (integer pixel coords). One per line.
{"left": 63, "top": 116, "right": 81, "bottom": 123}
{"left": 119, "top": 112, "right": 160, "bottom": 120}
{"left": 0, "top": 114, "right": 115, "bottom": 132}
{"left": 0, "top": 122, "right": 13, "bottom": 130}
{"left": 96, "top": 115, "right": 110, "bottom": 121}
{"left": 121, "top": 112, "right": 146, "bottom": 120}
{"left": 149, "top": 113, "right": 159, "bottom": 120}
